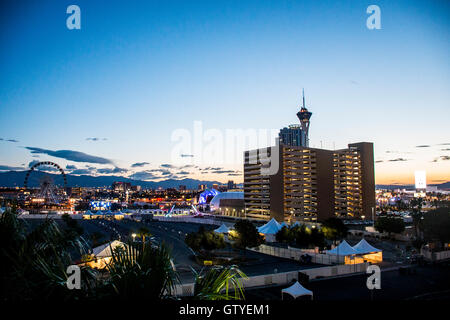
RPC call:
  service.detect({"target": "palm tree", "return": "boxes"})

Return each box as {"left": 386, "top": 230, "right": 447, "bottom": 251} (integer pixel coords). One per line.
{"left": 192, "top": 265, "right": 247, "bottom": 300}
{"left": 103, "top": 241, "right": 179, "bottom": 299}
{"left": 137, "top": 226, "right": 152, "bottom": 250}
{"left": 0, "top": 207, "right": 97, "bottom": 301}
{"left": 410, "top": 197, "right": 424, "bottom": 239}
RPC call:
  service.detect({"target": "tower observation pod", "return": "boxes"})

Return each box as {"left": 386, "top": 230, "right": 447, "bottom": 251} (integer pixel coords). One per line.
{"left": 296, "top": 89, "right": 312, "bottom": 147}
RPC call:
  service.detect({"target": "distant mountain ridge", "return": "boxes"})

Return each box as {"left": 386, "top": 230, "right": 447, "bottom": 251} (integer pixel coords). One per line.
{"left": 0, "top": 170, "right": 447, "bottom": 190}
{"left": 0, "top": 170, "right": 225, "bottom": 189}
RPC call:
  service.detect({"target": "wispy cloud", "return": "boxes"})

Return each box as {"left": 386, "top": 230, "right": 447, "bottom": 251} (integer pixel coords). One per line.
{"left": 388, "top": 158, "right": 409, "bottom": 162}
{"left": 128, "top": 171, "right": 157, "bottom": 181}
{"left": 0, "top": 138, "right": 19, "bottom": 143}
{"left": 86, "top": 137, "right": 108, "bottom": 141}
{"left": 97, "top": 167, "right": 128, "bottom": 174}
{"left": 415, "top": 145, "right": 430, "bottom": 148}
{"left": 131, "top": 162, "right": 150, "bottom": 168}
{"left": 0, "top": 165, "right": 24, "bottom": 171}
{"left": 25, "top": 147, "right": 114, "bottom": 165}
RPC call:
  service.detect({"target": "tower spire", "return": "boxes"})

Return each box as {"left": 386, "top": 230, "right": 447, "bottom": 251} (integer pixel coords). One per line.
{"left": 302, "top": 88, "right": 305, "bottom": 108}
{"left": 296, "top": 88, "right": 312, "bottom": 147}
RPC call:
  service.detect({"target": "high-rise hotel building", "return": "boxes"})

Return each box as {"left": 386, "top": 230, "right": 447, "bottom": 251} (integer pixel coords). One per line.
{"left": 243, "top": 92, "right": 375, "bottom": 222}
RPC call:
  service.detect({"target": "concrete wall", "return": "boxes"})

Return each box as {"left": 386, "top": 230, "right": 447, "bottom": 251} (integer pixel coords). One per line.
{"left": 173, "top": 262, "right": 369, "bottom": 296}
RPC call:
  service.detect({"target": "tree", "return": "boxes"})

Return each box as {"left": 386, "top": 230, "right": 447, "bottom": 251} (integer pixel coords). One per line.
{"left": 321, "top": 218, "right": 348, "bottom": 243}
{"left": 410, "top": 197, "right": 424, "bottom": 238}
{"left": 421, "top": 207, "right": 450, "bottom": 248}
{"left": 0, "top": 209, "right": 246, "bottom": 301}
{"left": 233, "top": 220, "right": 264, "bottom": 249}
{"left": 275, "top": 226, "right": 292, "bottom": 243}
{"left": 193, "top": 265, "right": 247, "bottom": 300}
{"left": 185, "top": 227, "right": 226, "bottom": 252}
{"left": 137, "top": 226, "right": 152, "bottom": 250}
{"left": 374, "top": 216, "right": 405, "bottom": 236}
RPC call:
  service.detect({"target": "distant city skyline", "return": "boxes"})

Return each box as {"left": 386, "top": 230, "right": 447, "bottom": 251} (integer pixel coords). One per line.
{"left": 0, "top": 0, "right": 449, "bottom": 185}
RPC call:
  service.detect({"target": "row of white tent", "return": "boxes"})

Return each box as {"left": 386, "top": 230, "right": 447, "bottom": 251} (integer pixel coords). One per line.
{"left": 326, "top": 239, "right": 381, "bottom": 255}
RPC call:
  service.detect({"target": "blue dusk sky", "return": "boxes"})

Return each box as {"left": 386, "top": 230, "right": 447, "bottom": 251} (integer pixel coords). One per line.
{"left": 0, "top": 0, "right": 449, "bottom": 184}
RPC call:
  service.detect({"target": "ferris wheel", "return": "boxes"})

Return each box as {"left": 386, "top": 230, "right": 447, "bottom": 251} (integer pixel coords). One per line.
{"left": 24, "top": 161, "right": 70, "bottom": 204}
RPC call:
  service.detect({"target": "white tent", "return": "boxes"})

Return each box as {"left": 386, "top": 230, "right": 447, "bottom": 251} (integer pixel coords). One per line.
{"left": 281, "top": 281, "right": 313, "bottom": 300}
{"left": 352, "top": 239, "right": 381, "bottom": 254}
{"left": 257, "top": 218, "right": 282, "bottom": 235}
{"left": 352, "top": 238, "right": 383, "bottom": 262}
{"left": 92, "top": 240, "right": 126, "bottom": 259}
{"left": 214, "top": 223, "right": 230, "bottom": 233}
{"left": 326, "top": 240, "right": 357, "bottom": 256}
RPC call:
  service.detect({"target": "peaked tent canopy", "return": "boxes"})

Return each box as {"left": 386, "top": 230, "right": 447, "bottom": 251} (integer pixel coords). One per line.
{"left": 326, "top": 240, "right": 357, "bottom": 256}
{"left": 352, "top": 239, "right": 382, "bottom": 254}
{"left": 258, "top": 218, "right": 282, "bottom": 235}
{"left": 84, "top": 210, "right": 93, "bottom": 215}
{"left": 282, "top": 281, "right": 313, "bottom": 300}
{"left": 214, "top": 223, "right": 230, "bottom": 233}
{"left": 92, "top": 240, "right": 126, "bottom": 258}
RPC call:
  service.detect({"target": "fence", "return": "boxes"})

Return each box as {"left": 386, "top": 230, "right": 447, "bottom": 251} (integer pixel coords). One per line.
{"left": 421, "top": 248, "right": 450, "bottom": 262}
{"left": 250, "top": 244, "right": 345, "bottom": 265}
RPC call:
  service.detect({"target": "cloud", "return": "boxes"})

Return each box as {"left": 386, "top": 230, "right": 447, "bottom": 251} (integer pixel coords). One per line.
{"left": 431, "top": 156, "right": 450, "bottom": 162}
{"left": 441, "top": 148, "right": 450, "bottom": 151}
{"left": 25, "top": 147, "right": 114, "bottom": 165}
{"left": 211, "top": 170, "right": 235, "bottom": 174}
{"left": 177, "top": 171, "right": 190, "bottom": 175}
{"left": 131, "top": 162, "right": 150, "bottom": 168}
{"left": 97, "top": 167, "right": 128, "bottom": 174}
{"left": 66, "top": 165, "right": 77, "bottom": 170}
{"left": 160, "top": 164, "right": 176, "bottom": 169}
{"left": 0, "top": 138, "right": 19, "bottom": 143}
{"left": 160, "top": 170, "right": 171, "bottom": 175}
{"left": 86, "top": 137, "right": 108, "bottom": 141}
{"left": 415, "top": 145, "right": 430, "bottom": 148}
{"left": 375, "top": 160, "right": 384, "bottom": 163}
{"left": 71, "top": 169, "right": 93, "bottom": 175}
{"left": 28, "top": 160, "right": 40, "bottom": 168}
{"left": 388, "top": 158, "right": 409, "bottom": 162}
{"left": 180, "top": 154, "right": 194, "bottom": 157}
{"left": 437, "top": 143, "right": 450, "bottom": 146}
{"left": 0, "top": 165, "right": 24, "bottom": 171}
{"left": 228, "top": 173, "right": 241, "bottom": 176}
{"left": 128, "top": 171, "right": 157, "bottom": 181}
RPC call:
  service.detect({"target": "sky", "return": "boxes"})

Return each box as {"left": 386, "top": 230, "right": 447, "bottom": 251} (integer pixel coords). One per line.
{"left": 0, "top": 0, "right": 449, "bottom": 185}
